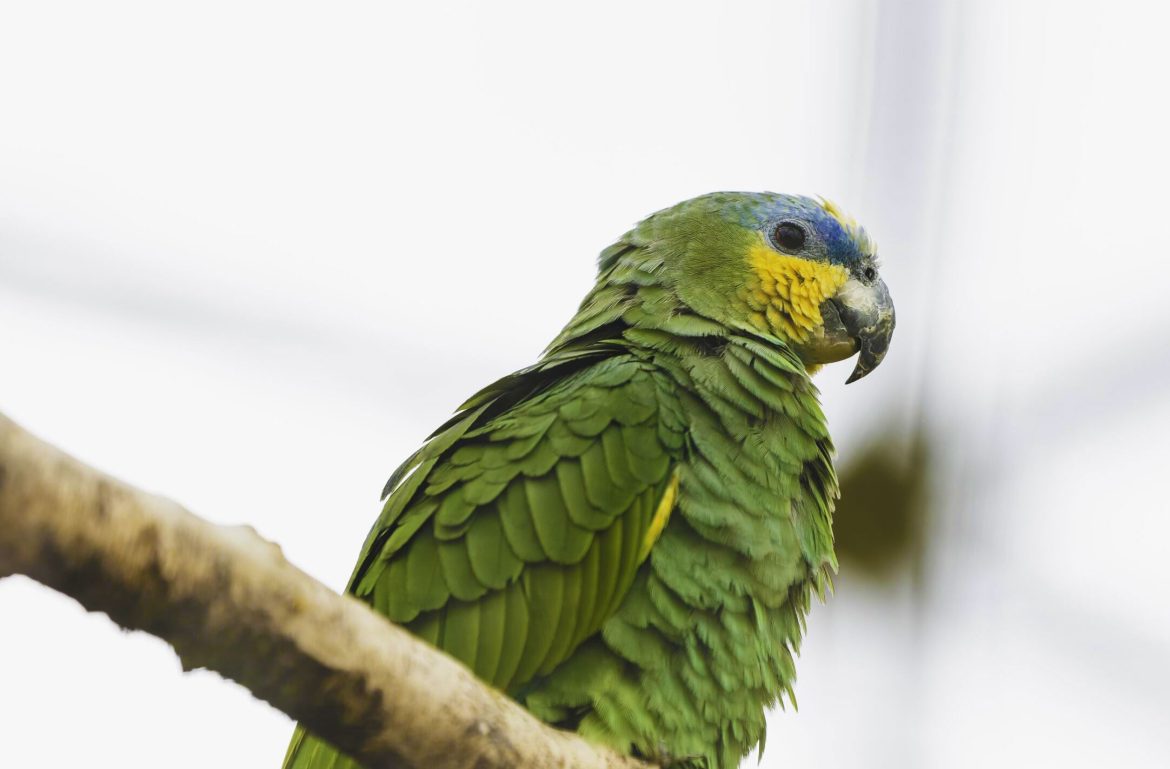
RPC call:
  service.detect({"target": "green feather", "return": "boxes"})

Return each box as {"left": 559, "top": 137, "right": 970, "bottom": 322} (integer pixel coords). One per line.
{"left": 403, "top": 528, "right": 447, "bottom": 613}
{"left": 443, "top": 599, "right": 481, "bottom": 670}
{"left": 516, "top": 438, "right": 562, "bottom": 476}
{"left": 496, "top": 480, "right": 547, "bottom": 561}
{"left": 574, "top": 539, "right": 602, "bottom": 643}
{"left": 493, "top": 582, "right": 530, "bottom": 689}
{"left": 516, "top": 564, "right": 563, "bottom": 680}
{"left": 540, "top": 560, "right": 582, "bottom": 675}
{"left": 473, "top": 588, "right": 507, "bottom": 685}
{"left": 578, "top": 442, "right": 636, "bottom": 512}
{"left": 465, "top": 512, "right": 522, "bottom": 589}
{"left": 434, "top": 492, "right": 474, "bottom": 529}
{"left": 555, "top": 461, "right": 614, "bottom": 530}
{"left": 437, "top": 538, "right": 487, "bottom": 603}
{"left": 525, "top": 472, "right": 593, "bottom": 564}
{"left": 589, "top": 516, "right": 624, "bottom": 630}
{"left": 599, "top": 427, "right": 641, "bottom": 491}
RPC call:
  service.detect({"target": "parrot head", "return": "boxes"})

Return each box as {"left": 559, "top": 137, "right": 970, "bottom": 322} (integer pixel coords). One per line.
{"left": 618, "top": 191, "right": 895, "bottom": 382}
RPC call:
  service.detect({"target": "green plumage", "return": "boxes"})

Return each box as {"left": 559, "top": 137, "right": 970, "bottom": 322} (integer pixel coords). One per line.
{"left": 283, "top": 192, "right": 894, "bottom": 769}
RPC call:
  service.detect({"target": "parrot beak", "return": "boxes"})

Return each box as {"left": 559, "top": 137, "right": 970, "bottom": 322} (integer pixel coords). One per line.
{"left": 827, "top": 276, "right": 895, "bottom": 384}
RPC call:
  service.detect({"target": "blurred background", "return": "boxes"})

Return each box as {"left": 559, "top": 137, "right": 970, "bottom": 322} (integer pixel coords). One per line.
{"left": 2, "top": 1, "right": 1168, "bottom": 766}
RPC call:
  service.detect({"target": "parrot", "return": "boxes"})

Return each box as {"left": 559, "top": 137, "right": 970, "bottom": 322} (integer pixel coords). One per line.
{"left": 282, "top": 191, "right": 895, "bottom": 769}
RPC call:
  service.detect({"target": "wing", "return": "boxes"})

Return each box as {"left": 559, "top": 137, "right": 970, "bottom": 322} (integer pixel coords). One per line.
{"left": 356, "top": 352, "right": 684, "bottom": 690}
{"left": 284, "top": 349, "right": 686, "bottom": 769}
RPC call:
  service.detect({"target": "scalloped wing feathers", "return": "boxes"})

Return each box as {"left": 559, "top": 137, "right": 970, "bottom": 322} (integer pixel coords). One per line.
{"left": 353, "top": 355, "right": 685, "bottom": 690}
{"left": 283, "top": 352, "right": 687, "bottom": 769}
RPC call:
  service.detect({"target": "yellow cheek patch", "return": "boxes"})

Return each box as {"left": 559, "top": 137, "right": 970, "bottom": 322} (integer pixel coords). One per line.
{"left": 743, "top": 240, "right": 849, "bottom": 342}
{"left": 640, "top": 469, "right": 680, "bottom": 562}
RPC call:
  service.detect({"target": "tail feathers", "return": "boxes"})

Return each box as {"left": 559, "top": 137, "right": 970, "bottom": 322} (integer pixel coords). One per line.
{"left": 282, "top": 726, "right": 365, "bottom": 769}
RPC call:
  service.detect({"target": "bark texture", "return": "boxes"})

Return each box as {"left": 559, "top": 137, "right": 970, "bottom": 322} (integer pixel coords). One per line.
{"left": 0, "top": 412, "right": 651, "bottom": 769}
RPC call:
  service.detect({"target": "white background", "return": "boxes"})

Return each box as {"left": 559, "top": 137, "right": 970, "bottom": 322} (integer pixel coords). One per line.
{"left": 2, "top": 1, "right": 1168, "bottom": 767}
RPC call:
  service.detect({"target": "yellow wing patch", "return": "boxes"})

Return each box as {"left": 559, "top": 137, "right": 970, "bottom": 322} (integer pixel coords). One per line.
{"left": 640, "top": 469, "right": 680, "bottom": 562}
{"left": 743, "top": 236, "right": 849, "bottom": 342}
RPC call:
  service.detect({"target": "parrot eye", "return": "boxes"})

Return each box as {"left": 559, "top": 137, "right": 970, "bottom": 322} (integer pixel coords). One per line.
{"left": 771, "top": 222, "right": 807, "bottom": 253}
{"left": 864, "top": 266, "right": 876, "bottom": 281}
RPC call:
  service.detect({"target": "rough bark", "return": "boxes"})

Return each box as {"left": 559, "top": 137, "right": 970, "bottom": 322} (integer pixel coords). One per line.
{"left": 0, "top": 411, "right": 651, "bottom": 769}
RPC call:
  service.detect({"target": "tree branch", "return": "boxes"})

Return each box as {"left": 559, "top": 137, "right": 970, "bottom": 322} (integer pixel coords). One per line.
{"left": 0, "top": 411, "right": 651, "bottom": 769}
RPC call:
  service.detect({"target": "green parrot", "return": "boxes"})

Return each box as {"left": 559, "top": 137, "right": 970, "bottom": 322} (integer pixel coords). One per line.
{"left": 283, "top": 191, "right": 894, "bottom": 769}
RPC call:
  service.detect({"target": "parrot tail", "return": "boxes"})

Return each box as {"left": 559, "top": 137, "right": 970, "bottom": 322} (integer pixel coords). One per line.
{"left": 281, "top": 726, "right": 365, "bottom": 769}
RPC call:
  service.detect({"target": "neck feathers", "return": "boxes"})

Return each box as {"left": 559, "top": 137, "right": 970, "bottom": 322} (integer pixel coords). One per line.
{"left": 547, "top": 240, "right": 810, "bottom": 374}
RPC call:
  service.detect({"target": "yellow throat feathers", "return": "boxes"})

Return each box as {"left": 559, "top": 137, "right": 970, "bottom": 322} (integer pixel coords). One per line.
{"left": 743, "top": 236, "right": 849, "bottom": 342}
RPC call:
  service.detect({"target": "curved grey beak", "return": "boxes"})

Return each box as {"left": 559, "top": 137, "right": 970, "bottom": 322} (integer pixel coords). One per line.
{"left": 829, "top": 276, "right": 895, "bottom": 384}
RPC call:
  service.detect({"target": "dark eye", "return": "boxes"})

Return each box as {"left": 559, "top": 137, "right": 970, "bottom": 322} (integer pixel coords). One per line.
{"left": 864, "top": 266, "right": 876, "bottom": 281}
{"left": 772, "top": 222, "right": 806, "bottom": 252}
